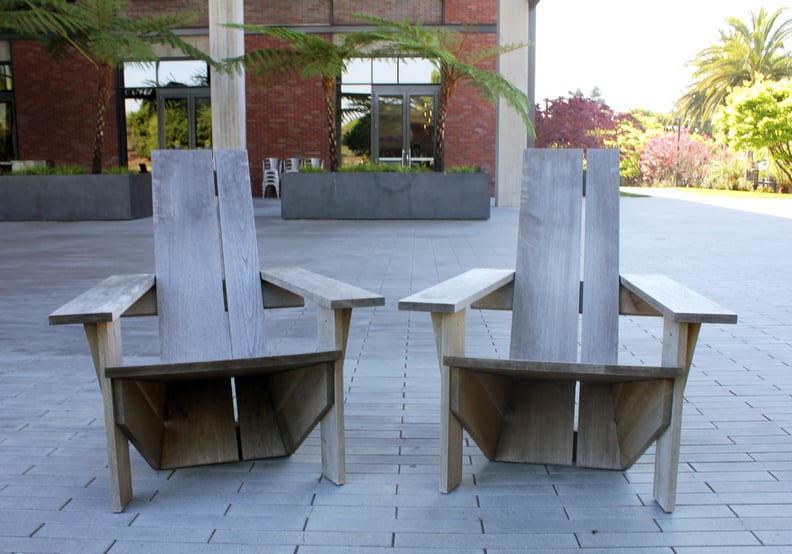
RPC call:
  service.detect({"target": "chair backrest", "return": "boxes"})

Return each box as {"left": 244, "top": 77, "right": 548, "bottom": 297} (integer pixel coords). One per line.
{"left": 263, "top": 157, "right": 279, "bottom": 172}
{"left": 151, "top": 149, "right": 267, "bottom": 363}
{"left": 510, "top": 148, "right": 620, "bottom": 365}
{"left": 283, "top": 158, "right": 300, "bottom": 172}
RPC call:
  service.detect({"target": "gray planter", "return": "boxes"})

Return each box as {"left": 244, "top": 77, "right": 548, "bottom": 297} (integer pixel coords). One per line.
{"left": 0, "top": 173, "right": 152, "bottom": 221}
{"left": 281, "top": 171, "right": 491, "bottom": 220}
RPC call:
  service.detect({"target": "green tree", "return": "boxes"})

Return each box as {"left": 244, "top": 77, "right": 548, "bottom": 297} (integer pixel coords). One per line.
{"left": 0, "top": 0, "right": 211, "bottom": 173}
{"left": 715, "top": 77, "right": 792, "bottom": 189}
{"left": 358, "top": 15, "right": 534, "bottom": 171}
{"left": 678, "top": 7, "right": 792, "bottom": 127}
{"left": 223, "top": 25, "right": 380, "bottom": 171}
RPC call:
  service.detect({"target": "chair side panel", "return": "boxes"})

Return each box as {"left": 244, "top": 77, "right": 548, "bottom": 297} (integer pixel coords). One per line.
{"left": 152, "top": 149, "right": 231, "bottom": 363}
{"left": 510, "top": 148, "right": 583, "bottom": 362}
{"left": 215, "top": 150, "right": 268, "bottom": 358}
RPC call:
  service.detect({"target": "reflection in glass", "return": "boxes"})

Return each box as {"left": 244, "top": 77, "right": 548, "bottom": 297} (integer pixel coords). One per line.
{"left": 372, "top": 58, "right": 399, "bottom": 84}
{"left": 409, "top": 95, "right": 435, "bottom": 165}
{"left": 399, "top": 58, "right": 436, "bottom": 84}
{"left": 0, "top": 102, "right": 14, "bottom": 161}
{"left": 0, "top": 63, "right": 12, "bottom": 91}
{"left": 164, "top": 97, "right": 189, "bottom": 149}
{"left": 157, "top": 60, "right": 208, "bottom": 87}
{"left": 195, "top": 97, "right": 212, "bottom": 149}
{"left": 378, "top": 95, "right": 403, "bottom": 161}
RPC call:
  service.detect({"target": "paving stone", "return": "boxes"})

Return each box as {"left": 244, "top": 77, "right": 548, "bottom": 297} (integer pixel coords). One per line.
{"left": 1, "top": 196, "right": 791, "bottom": 550}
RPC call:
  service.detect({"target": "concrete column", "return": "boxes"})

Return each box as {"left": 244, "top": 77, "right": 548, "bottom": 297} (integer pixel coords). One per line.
{"left": 496, "top": 0, "right": 538, "bottom": 207}
{"left": 209, "top": 0, "right": 246, "bottom": 149}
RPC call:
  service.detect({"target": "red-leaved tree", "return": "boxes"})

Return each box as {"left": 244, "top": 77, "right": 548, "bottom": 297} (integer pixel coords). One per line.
{"left": 535, "top": 91, "right": 620, "bottom": 149}
{"left": 638, "top": 129, "right": 714, "bottom": 186}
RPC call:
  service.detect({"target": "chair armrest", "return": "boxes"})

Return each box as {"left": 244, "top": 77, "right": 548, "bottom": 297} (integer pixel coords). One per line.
{"left": 261, "top": 266, "right": 384, "bottom": 310}
{"left": 49, "top": 274, "right": 156, "bottom": 325}
{"left": 399, "top": 268, "right": 515, "bottom": 314}
{"left": 620, "top": 273, "right": 737, "bottom": 324}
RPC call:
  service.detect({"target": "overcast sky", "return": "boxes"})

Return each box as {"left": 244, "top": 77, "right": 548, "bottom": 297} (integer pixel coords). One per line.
{"left": 533, "top": 1, "right": 791, "bottom": 113}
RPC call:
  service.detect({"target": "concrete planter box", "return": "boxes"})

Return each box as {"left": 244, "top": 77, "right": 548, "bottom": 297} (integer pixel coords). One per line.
{"left": 281, "top": 171, "right": 491, "bottom": 220}
{"left": 0, "top": 173, "right": 152, "bottom": 221}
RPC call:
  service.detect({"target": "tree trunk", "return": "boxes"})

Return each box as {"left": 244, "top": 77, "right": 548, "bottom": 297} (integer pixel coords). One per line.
{"left": 92, "top": 62, "right": 113, "bottom": 174}
{"left": 322, "top": 75, "right": 339, "bottom": 171}
{"left": 435, "top": 67, "right": 457, "bottom": 172}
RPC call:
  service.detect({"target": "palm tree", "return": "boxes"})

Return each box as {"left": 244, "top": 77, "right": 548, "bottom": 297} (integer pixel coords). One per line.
{"left": 0, "top": 0, "right": 212, "bottom": 173}
{"left": 222, "top": 25, "right": 380, "bottom": 172}
{"left": 357, "top": 15, "right": 534, "bottom": 171}
{"left": 678, "top": 7, "right": 792, "bottom": 127}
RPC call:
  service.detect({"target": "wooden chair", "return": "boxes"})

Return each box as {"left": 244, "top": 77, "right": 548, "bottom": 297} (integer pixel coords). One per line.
{"left": 399, "top": 149, "right": 737, "bottom": 512}
{"left": 49, "top": 149, "right": 384, "bottom": 512}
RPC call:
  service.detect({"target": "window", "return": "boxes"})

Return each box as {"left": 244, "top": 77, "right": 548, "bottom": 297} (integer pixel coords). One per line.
{"left": 0, "top": 41, "right": 16, "bottom": 163}
{"left": 341, "top": 57, "right": 438, "bottom": 166}
{"left": 123, "top": 60, "right": 210, "bottom": 169}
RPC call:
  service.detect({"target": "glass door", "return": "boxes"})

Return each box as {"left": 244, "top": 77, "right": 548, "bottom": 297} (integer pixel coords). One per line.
{"left": 157, "top": 88, "right": 211, "bottom": 150}
{"left": 0, "top": 101, "right": 15, "bottom": 162}
{"left": 372, "top": 86, "right": 438, "bottom": 168}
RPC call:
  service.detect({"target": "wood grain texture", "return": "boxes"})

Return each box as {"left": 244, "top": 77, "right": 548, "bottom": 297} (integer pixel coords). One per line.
{"left": 262, "top": 266, "right": 385, "bottom": 309}
{"left": 152, "top": 149, "right": 231, "bottom": 363}
{"left": 93, "top": 321, "right": 133, "bottom": 513}
{"left": 444, "top": 356, "right": 682, "bottom": 382}
{"left": 317, "top": 306, "right": 352, "bottom": 485}
{"left": 581, "top": 149, "right": 620, "bottom": 364}
{"left": 158, "top": 379, "right": 239, "bottom": 468}
{"left": 506, "top": 149, "right": 582, "bottom": 464}
{"left": 432, "top": 311, "right": 466, "bottom": 493}
{"left": 450, "top": 368, "right": 504, "bottom": 460}
{"left": 49, "top": 274, "right": 155, "bottom": 324}
{"left": 215, "top": 150, "right": 268, "bottom": 359}
{"left": 399, "top": 268, "right": 515, "bottom": 313}
{"left": 620, "top": 273, "right": 738, "bottom": 324}
{"left": 104, "top": 351, "right": 341, "bottom": 381}
{"left": 613, "top": 379, "right": 674, "bottom": 468}
{"left": 577, "top": 149, "right": 622, "bottom": 468}
{"left": 112, "top": 379, "right": 166, "bottom": 469}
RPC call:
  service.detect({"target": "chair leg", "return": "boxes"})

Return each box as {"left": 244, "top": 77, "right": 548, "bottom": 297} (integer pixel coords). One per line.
{"left": 317, "top": 306, "right": 352, "bottom": 485}
{"left": 654, "top": 319, "right": 701, "bottom": 512}
{"left": 432, "top": 311, "right": 466, "bottom": 493}
{"left": 85, "top": 321, "right": 133, "bottom": 513}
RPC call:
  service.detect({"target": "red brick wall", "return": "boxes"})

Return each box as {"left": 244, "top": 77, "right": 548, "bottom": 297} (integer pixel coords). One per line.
{"left": 246, "top": 1, "right": 331, "bottom": 25}
{"left": 333, "top": 0, "right": 442, "bottom": 24}
{"left": 123, "top": 0, "right": 209, "bottom": 26}
{"left": 445, "top": 0, "right": 497, "bottom": 25}
{"left": 10, "top": 0, "right": 499, "bottom": 194}
{"left": 12, "top": 41, "right": 119, "bottom": 171}
{"left": 443, "top": 33, "right": 497, "bottom": 191}
{"left": 244, "top": 35, "right": 327, "bottom": 196}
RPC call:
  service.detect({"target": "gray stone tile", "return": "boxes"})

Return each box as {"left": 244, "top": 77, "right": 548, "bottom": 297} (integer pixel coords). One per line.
{"left": 2, "top": 197, "right": 792, "bottom": 551}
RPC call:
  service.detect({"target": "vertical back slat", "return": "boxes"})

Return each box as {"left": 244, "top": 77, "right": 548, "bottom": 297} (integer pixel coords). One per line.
{"left": 577, "top": 148, "right": 622, "bottom": 469}
{"left": 152, "top": 149, "right": 231, "bottom": 363}
{"left": 510, "top": 148, "right": 583, "bottom": 361}
{"left": 581, "top": 149, "right": 620, "bottom": 364}
{"left": 215, "top": 150, "right": 267, "bottom": 358}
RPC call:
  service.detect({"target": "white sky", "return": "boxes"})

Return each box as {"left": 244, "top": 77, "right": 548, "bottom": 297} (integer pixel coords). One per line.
{"left": 534, "top": 1, "right": 791, "bottom": 113}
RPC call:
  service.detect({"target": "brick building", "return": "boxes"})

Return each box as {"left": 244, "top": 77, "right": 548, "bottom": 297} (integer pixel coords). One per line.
{"left": 1, "top": 0, "right": 537, "bottom": 200}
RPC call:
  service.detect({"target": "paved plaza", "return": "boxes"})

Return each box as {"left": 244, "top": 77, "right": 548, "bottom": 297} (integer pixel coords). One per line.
{"left": 0, "top": 191, "right": 791, "bottom": 552}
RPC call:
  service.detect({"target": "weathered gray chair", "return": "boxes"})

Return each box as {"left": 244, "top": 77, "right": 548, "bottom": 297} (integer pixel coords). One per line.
{"left": 49, "top": 149, "right": 384, "bottom": 512}
{"left": 399, "top": 148, "right": 737, "bottom": 512}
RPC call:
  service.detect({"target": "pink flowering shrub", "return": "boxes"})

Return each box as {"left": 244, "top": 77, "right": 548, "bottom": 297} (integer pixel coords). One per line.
{"left": 639, "top": 129, "right": 714, "bottom": 186}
